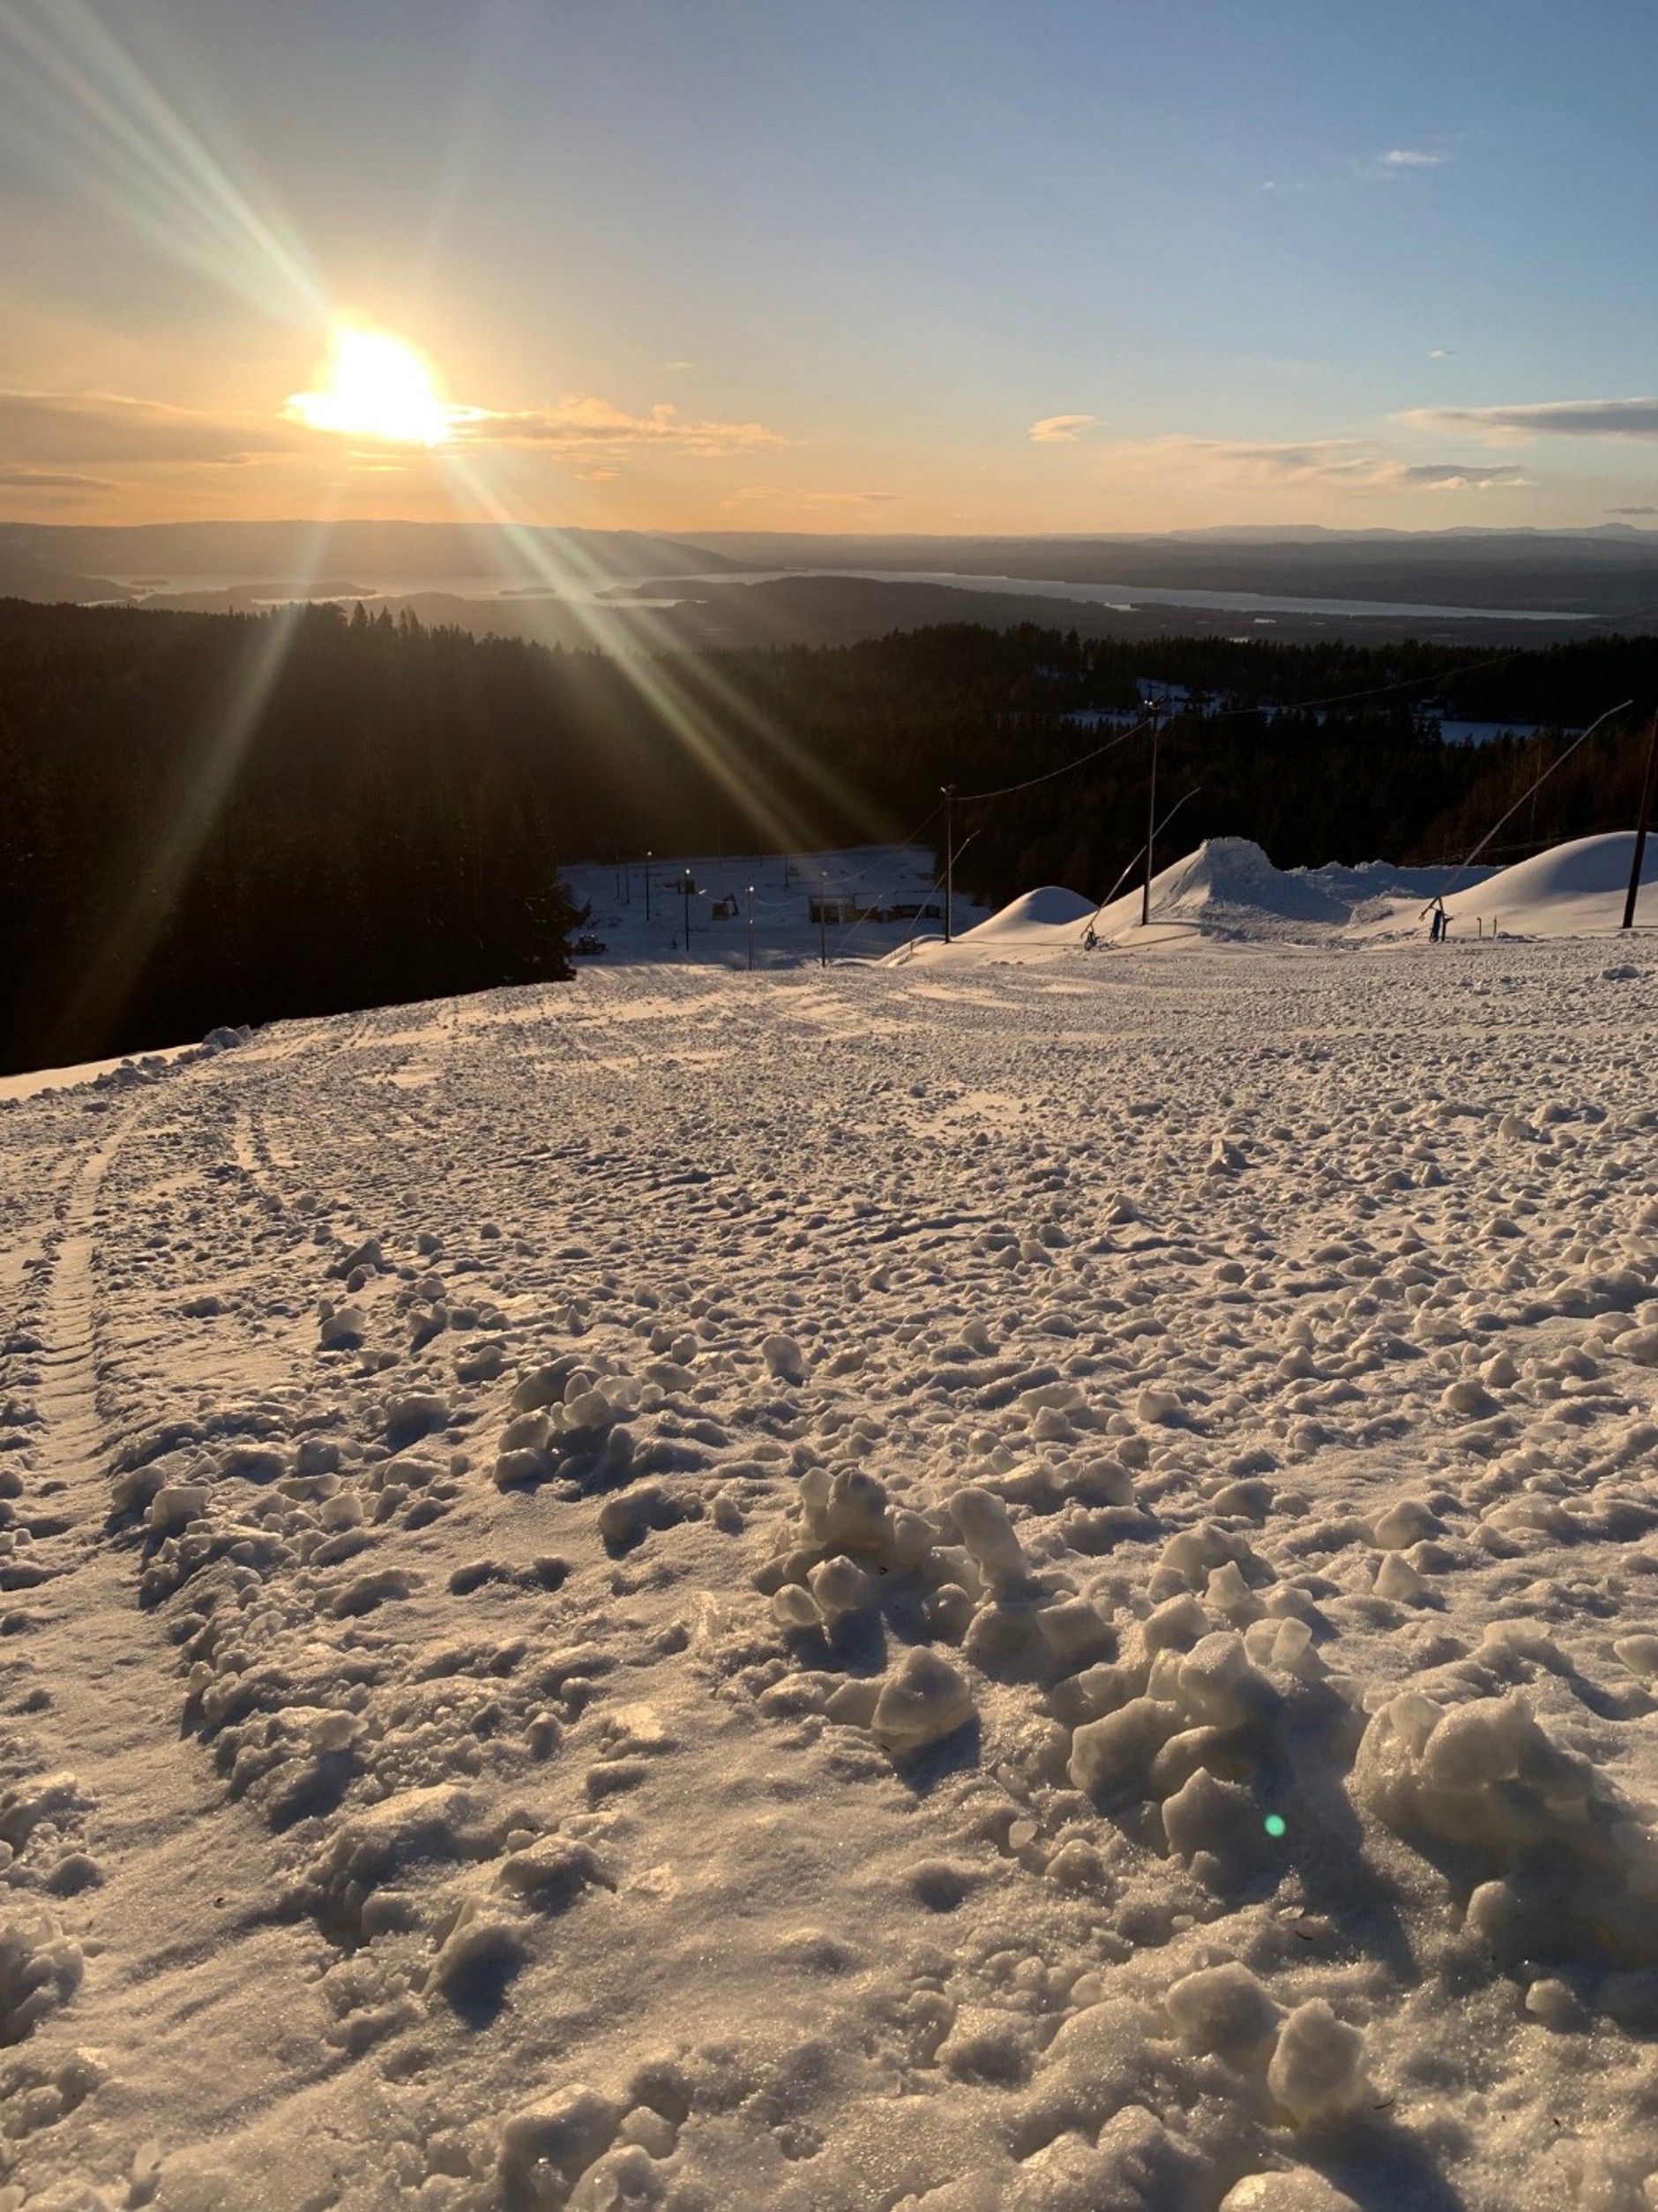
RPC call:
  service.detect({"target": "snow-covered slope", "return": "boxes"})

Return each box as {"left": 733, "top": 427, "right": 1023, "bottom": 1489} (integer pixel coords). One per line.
{"left": 2, "top": 938, "right": 1657, "bottom": 2207}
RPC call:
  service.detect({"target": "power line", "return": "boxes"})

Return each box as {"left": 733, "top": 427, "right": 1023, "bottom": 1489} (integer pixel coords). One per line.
{"left": 1254, "top": 646, "right": 1526, "bottom": 717}
{"left": 949, "top": 647, "right": 1533, "bottom": 815}
{"left": 1439, "top": 697, "right": 1635, "bottom": 900}
{"left": 822, "top": 802, "right": 951, "bottom": 960}
{"left": 954, "top": 715, "right": 1153, "bottom": 804}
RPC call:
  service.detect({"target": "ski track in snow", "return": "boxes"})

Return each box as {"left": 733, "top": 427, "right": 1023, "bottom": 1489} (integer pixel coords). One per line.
{"left": 0, "top": 940, "right": 1656, "bottom": 2209}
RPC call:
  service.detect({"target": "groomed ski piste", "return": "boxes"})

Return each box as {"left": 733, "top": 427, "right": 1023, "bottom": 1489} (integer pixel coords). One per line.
{"left": 0, "top": 832, "right": 1656, "bottom": 2209}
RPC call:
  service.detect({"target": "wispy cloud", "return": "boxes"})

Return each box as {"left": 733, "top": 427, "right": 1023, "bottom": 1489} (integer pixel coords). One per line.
{"left": 1394, "top": 462, "right": 1527, "bottom": 489}
{"left": 1028, "top": 414, "right": 1100, "bottom": 444}
{"left": 0, "top": 387, "right": 790, "bottom": 475}
{"left": 0, "top": 465, "right": 114, "bottom": 489}
{"left": 1397, "top": 398, "right": 1658, "bottom": 442}
{"left": 0, "top": 389, "right": 301, "bottom": 467}
{"left": 1610, "top": 504, "right": 1658, "bottom": 516}
{"left": 459, "top": 397, "right": 789, "bottom": 457}
{"left": 1379, "top": 147, "right": 1448, "bottom": 168}
{"left": 1102, "top": 434, "right": 1524, "bottom": 492}
{"left": 721, "top": 484, "right": 892, "bottom": 511}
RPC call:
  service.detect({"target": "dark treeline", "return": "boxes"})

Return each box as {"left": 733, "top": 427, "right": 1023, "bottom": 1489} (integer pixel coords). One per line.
{"left": 2, "top": 598, "right": 1654, "bottom": 1073}
{"left": 2, "top": 601, "right": 594, "bottom": 1073}
{"left": 715, "top": 624, "right": 1658, "bottom": 906}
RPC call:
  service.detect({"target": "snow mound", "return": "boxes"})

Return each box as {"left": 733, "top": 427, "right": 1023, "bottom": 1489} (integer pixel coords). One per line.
{"left": 1444, "top": 831, "right": 1658, "bottom": 937}
{"left": 1356, "top": 1688, "right": 1658, "bottom": 1971}
{"left": 1080, "top": 839, "right": 1358, "bottom": 945}
{"left": 960, "top": 886, "right": 1097, "bottom": 941}
{"left": 1152, "top": 839, "right": 1353, "bottom": 926}
{"left": 911, "top": 830, "right": 1654, "bottom": 967}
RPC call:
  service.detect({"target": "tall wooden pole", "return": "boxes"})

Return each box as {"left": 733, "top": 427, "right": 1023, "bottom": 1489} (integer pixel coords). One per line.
{"left": 1622, "top": 711, "right": 1658, "bottom": 931}
{"left": 943, "top": 784, "right": 956, "bottom": 945}
{"left": 1140, "top": 703, "right": 1161, "bottom": 930}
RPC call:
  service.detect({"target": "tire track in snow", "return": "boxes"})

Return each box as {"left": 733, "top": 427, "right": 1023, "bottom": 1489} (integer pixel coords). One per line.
{"left": 0, "top": 1102, "right": 377, "bottom": 2196}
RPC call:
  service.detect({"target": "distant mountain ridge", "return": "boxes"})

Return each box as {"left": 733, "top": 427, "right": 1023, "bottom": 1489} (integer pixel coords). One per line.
{"left": 0, "top": 519, "right": 750, "bottom": 582}
{"left": 3, "top": 519, "right": 1656, "bottom": 638}
{"left": 0, "top": 550, "right": 131, "bottom": 604}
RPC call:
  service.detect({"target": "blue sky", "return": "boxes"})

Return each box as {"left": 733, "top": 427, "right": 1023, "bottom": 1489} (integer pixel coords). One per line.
{"left": 3, "top": 0, "right": 1656, "bottom": 531}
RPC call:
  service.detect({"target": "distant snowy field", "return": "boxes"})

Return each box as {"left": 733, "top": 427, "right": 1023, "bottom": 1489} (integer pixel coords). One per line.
{"left": 3, "top": 910, "right": 1658, "bottom": 2206}
{"left": 559, "top": 847, "right": 992, "bottom": 971}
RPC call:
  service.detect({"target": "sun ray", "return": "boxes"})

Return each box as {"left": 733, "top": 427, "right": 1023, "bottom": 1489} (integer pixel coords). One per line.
{"left": 50, "top": 511, "right": 340, "bottom": 1058}
{"left": 439, "top": 447, "right": 890, "bottom": 858}
{"left": 0, "top": 0, "right": 324, "bottom": 324}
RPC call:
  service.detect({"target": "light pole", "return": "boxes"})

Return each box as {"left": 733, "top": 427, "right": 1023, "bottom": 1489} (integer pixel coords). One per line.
{"left": 1140, "top": 700, "right": 1162, "bottom": 930}
{"left": 818, "top": 871, "right": 828, "bottom": 968}
{"left": 1623, "top": 711, "right": 1658, "bottom": 930}
{"left": 746, "top": 882, "right": 755, "bottom": 971}
{"left": 942, "top": 783, "right": 957, "bottom": 944}
{"left": 644, "top": 849, "right": 653, "bottom": 923}
{"left": 681, "top": 868, "right": 694, "bottom": 952}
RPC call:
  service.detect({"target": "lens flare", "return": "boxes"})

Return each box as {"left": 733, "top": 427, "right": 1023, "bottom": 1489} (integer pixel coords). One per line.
{"left": 287, "top": 321, "right": 459, "bottom": 446}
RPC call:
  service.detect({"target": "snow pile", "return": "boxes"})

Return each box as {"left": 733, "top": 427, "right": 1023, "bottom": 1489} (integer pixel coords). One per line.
{"left": 912, "top": 839, "right": 1423, "bottom": 960}
{"left": 1442, "top": 831, "right": 1658, "bottom": 939}
{"left": 909, "top": 831, "right": 1656, "bottom": 964}
{"left": 957, "top": 886, "right": 1097, "bottom": 944}
{"left": 1356, "top": 1687, "right": 1658, "bottom": 1976}
{"left": 1139, "top": 839, "right": 1356, "bottom": 930}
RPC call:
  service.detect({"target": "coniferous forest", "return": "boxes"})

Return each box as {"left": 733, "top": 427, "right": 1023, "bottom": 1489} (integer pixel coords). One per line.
{"left": 2, "top": 594, "right": 1654, "bottom": 1075}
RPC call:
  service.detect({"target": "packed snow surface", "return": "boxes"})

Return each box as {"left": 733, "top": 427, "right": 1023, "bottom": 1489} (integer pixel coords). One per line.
{"left": 3, "top": 932, "right": 1658, "bottom": 2207}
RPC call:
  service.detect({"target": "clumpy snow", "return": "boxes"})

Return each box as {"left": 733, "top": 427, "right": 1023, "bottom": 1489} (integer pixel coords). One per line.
{"left": 1, "top": 934, "right": 1657, "bottom": 2207}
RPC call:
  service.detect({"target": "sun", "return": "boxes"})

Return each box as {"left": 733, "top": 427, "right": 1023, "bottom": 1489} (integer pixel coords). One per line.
{"left": 286, "top": 319, "right": 459, "bottom": 446}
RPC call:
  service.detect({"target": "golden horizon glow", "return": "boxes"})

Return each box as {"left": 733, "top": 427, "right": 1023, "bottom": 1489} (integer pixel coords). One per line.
{"left": 285, "top": 320, "right": 461, "bottom": 448}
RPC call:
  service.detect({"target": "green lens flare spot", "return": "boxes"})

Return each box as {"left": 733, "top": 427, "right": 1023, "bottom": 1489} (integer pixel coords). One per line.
{"left": 1263, "top": 1813, "right": 1287, "bottom": 1840}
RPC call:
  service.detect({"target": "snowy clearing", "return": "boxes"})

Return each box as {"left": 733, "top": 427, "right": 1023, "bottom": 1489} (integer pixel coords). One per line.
{"left": 2, "top": 932, "right": 1658, "bottom": 2208}
{"left": 559, "top": 848, "right": 992, "bottom": 973}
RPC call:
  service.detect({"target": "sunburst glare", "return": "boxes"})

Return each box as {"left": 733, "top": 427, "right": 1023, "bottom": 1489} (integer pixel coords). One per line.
{"left": 286, "top": 320, "right": 463, "bottom": 446}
